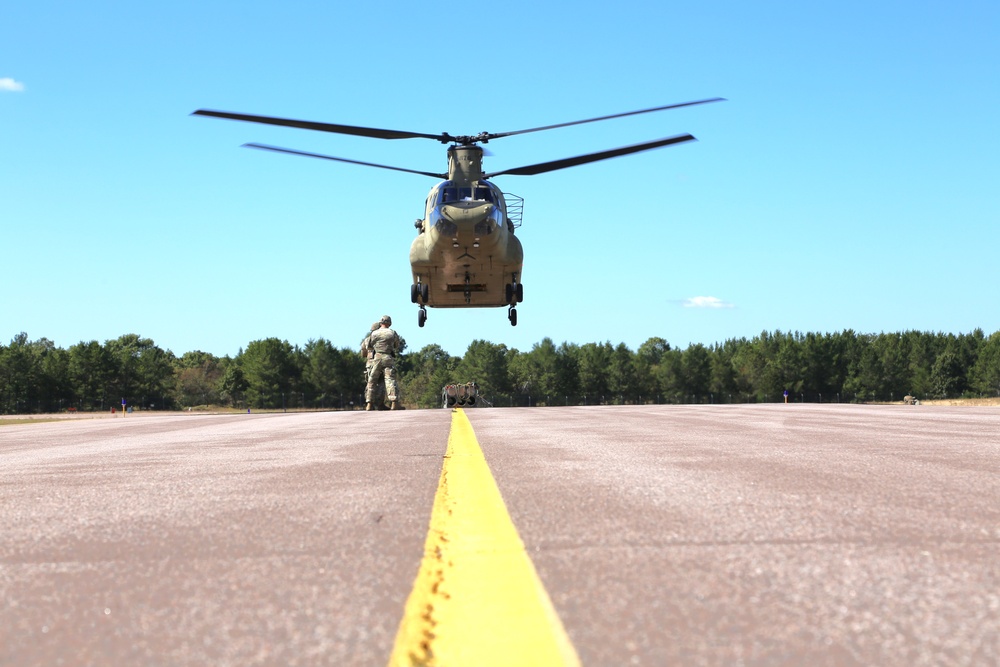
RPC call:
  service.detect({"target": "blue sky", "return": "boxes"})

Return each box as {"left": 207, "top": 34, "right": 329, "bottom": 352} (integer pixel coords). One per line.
{"left": 3, "top": 1, "right": 998, "bottom": 359}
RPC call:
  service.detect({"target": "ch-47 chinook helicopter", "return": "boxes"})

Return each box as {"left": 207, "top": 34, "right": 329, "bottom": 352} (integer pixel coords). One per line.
{"left": 192, "top": 97, "right": 723, "bottom": 327}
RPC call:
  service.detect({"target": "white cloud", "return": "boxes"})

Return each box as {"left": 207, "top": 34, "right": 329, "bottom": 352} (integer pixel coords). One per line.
{"left": 0, "top": 78, "right": 26, "bottom": 92}
{"left": 682, "top": 296, "right": 735, "bottom": 309}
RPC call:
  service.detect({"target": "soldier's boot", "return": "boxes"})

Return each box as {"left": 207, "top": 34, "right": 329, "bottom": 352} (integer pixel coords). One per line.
{"left": 390, "top": 401, "right": 398, "bottom": 410}
{"left": 365, "top": 402, "right": 373, "bottom": 411}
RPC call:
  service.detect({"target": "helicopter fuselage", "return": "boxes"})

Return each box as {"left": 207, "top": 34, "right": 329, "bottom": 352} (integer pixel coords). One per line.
{"left": 410, "top": 178, "right": 523, "bottom": 308}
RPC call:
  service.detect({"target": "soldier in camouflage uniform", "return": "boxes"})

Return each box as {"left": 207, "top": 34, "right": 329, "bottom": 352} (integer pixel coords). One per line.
{"left": 360, "top": 322, "right": 385, "bottom": 407}
{"left": 366, "top": 315, "right": 401, "bottom": 410}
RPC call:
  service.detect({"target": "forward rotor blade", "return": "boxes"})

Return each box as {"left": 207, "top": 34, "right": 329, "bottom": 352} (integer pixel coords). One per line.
{"left": 485, "top": 98, "right": 725, "bottom": 141}
{"left": 244, "top": 143, "right": 446, "bottom": 178}
{"left": 486, "top": 134, "right": 697, "bottom": 177}
{"left": 193, "top": 109, "right": 449, "bottom": 142}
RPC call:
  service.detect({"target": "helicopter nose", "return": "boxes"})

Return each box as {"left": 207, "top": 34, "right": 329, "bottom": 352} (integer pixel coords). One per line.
{"left": 447, "top": 200, "right": 493, "bottom": 213}
{"left": 441, "top": 201, "right": 495, "bottom": 224}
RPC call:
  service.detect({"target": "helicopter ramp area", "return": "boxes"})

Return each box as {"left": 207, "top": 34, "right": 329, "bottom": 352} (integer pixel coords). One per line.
{"left": 2, "top": 405, "right": 998, "bottom": 666}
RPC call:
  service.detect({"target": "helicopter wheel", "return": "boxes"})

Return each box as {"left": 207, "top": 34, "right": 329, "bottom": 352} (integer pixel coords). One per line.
{"left": 410, "top": 283, "right": 419, "bottom": 304}
{"left": 505, "top": 283, "right": 514, "bottom": 305}
{"left": 508, "top": 307, "right": 517, "bottom": 327}
{"left": 418, "top": 307, "right": 427, "bottom": 328}
{"left": 420, "top": 282, "right": 429, "bottom": 302}
{"left": 516, "top": 283, "right": 524, "bottom": 303}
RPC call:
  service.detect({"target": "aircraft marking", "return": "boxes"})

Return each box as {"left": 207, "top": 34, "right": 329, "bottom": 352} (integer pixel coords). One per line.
{"left": 387, "top": 408, "right": 580, "bottom": 666}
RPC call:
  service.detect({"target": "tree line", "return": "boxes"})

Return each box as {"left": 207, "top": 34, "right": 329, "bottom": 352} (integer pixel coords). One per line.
{"left": 2, "top": 329, "right": 999, "bottom": 414}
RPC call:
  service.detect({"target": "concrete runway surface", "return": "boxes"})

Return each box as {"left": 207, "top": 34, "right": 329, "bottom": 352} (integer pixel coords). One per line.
{"left": 1, "top": 405, "right": 998, "bottom": 666}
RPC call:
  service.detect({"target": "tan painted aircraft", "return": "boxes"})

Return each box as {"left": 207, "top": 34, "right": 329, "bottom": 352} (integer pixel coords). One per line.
{"left": 193, "top": 98, "right": 723, "bottom": 327}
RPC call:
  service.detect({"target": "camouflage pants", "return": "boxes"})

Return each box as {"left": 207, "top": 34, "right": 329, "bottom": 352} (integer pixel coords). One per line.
{"left": 366, "top": 354, "right": 398, "bottom": 403}
{"left": 366, "top": 361, "right": 386, "bottom": 405}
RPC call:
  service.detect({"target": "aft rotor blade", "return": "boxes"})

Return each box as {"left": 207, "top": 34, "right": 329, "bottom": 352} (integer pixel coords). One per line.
{"left": 485, "top": 98, "right": 725, "bottom": 141}
{"left": 244, "top": 143, "right": 446, "bottom": 178}
{"left": 193, "top": 109, "right": 450, "bottom": 142}
{"left": 486, "top": 134, "right": 697, "bottom": 177}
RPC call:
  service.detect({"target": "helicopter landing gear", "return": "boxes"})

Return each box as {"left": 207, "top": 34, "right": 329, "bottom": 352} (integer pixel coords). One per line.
{"left": 463, "top": 272, "right": 472, "bottom": 305}
{"left": 508, "top": 306, "right": 517, "bottom": 326}
{"left": 505, "top": 276, "right": 523, "bottom": 306}
{"left": 411, "top": 280, "right": 429, "bottom": 304}
{"left": 418, "top": 306, "right": 427, "bottom": 328}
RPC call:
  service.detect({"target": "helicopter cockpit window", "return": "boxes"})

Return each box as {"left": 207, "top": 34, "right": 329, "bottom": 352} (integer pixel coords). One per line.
{"left": 440, "top": 185, "right": 493, "bottom": 203}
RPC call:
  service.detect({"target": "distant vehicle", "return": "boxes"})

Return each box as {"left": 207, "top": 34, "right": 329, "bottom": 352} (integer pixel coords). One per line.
{"left": 442, "top": 383, "right": 487, "bottom": 409}
{"left": 192, "top": 98, "right": 723, "bottom": 328}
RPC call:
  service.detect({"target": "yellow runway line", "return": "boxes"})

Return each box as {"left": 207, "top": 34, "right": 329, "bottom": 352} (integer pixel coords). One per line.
{"left": 388, "top": 409, "right": 580, "bottom": 667}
